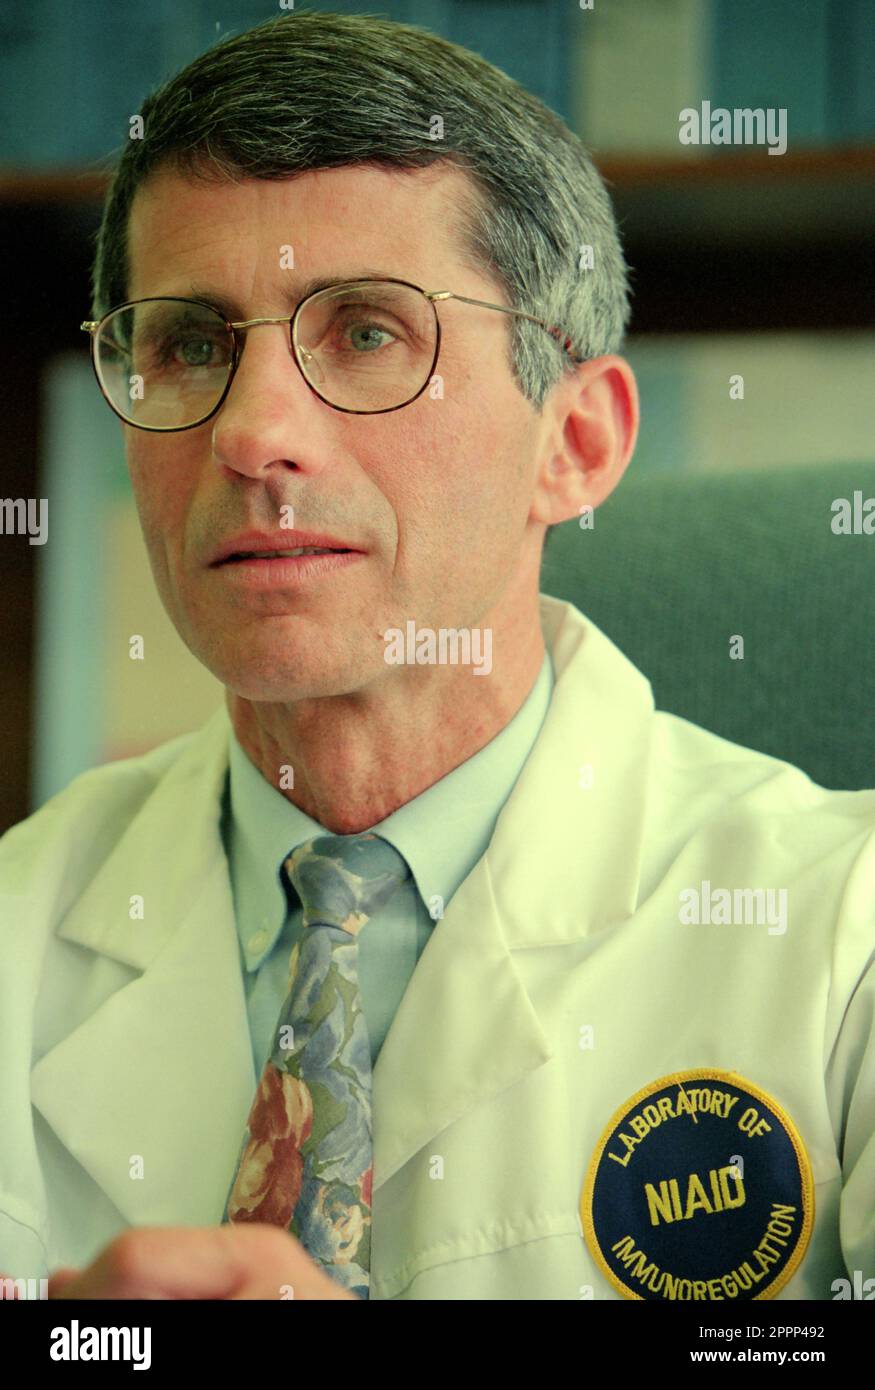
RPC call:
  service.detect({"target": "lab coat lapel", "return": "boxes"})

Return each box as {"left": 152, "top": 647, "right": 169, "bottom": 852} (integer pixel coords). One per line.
{"left": 371, "top": 848, "right": 553, "bottom": 1188}
{"left": 372, "top": 596, "right": 654, "bottom": 1189}
{"left": 30, "top": 706, "right": 256, "bottom": 1229}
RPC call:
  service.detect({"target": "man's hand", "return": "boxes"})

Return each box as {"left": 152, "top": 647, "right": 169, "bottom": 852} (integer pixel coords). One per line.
{"left": 43, "top": 1224, "right": 361, "bottom": 1300}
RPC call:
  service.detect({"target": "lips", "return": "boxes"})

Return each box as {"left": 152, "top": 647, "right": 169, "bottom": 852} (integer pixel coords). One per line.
{"left": 223, "top": 547, "right": 350, "bottom": 562}
{"left": 215, "top": 548, "right": 364, "bottom": 586}
{"left": 210, "top": 531, "right": 360, "bottom": 565}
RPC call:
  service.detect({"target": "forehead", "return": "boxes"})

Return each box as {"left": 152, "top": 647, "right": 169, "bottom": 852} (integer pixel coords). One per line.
{"left": 126, "top": 161, "right": 483, "bottom": 299}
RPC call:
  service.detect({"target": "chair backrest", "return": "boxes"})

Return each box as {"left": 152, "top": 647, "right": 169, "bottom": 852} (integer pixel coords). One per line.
{"left": 540, "top": 461, "right": 875, "bottom": 790}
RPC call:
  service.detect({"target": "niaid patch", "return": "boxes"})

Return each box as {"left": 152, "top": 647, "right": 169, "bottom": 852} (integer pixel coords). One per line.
{"left": 581, "top": 1068, "right": 814, "bottom": 1300}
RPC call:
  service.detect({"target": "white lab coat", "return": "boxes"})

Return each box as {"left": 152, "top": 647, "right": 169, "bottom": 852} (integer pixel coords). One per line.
{"left": 1, "top": 595, "right": 873, "bottom": 1300}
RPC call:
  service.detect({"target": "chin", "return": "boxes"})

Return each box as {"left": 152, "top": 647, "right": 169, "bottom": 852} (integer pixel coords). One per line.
{"left": 219, "top": 654, "right": 366, "bottom": 703}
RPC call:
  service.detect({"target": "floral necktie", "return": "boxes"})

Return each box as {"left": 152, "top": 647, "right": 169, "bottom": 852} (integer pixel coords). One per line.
{"left": 223, "top": 832, "right": 411, "bottom": 1299}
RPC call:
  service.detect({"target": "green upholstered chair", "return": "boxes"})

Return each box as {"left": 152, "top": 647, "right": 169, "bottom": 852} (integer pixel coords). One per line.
{"left": 540, "top": 461, "right": 875, "bottom": 791}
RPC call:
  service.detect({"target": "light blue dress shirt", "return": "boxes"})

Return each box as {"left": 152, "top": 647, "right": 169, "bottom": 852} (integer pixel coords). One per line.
{"left": 221, "top": 650, "right": 554, "bottom": 1076}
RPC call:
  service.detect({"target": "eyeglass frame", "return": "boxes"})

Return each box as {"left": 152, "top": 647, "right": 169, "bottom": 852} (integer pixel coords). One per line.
{"left": 79, "top": 276, "right": 587, "bottom": 431}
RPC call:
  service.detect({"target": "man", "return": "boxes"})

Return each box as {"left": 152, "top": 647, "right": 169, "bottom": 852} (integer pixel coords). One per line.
{"left": 1, "top": 11, "right": 873, "bottom": 1302}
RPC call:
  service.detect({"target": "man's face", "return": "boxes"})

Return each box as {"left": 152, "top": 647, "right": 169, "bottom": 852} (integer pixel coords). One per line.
{"left": 125, "top": 163, "right": 548, "bottom": 701}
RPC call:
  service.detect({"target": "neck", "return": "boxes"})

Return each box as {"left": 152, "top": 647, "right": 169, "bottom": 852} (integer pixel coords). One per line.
{"left": 226, "top": 584, "right": 546, "bottom": 835}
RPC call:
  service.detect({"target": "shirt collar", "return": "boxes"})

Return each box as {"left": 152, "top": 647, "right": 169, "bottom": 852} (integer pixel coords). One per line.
{"left": 223, "top": 647, "right": 554, "bottom": 970}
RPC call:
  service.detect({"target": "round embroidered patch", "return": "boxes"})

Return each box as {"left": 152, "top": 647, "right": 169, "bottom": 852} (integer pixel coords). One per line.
{"left": 581, "top": 1069, "right": 814, "bottom": 1300}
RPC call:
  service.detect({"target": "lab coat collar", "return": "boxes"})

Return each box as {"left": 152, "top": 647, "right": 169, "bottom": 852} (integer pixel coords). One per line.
{"left": 31, "top": 596, "right": 655, "bottom": 1221}
{"left": 494, "top": 593, "right": 654, "bottom": 949}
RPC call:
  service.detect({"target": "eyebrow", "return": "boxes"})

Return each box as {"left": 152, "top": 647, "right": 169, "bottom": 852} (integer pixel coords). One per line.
{"left": 179, "top": 271, "right": 409, "bottom": 318}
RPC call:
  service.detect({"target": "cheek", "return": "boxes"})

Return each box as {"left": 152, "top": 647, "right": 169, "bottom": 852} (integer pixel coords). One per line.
{"left": 391, "top": 428, "right": 522, "bottom": 580}
{"left": 391, "top": 394, "right": 487, "bottom": 494}
{"left": 126, "top": 439, "right": 160, "bottom": 507}
{"left": 126, "top": 453, "right": 192, "bottom": 578}
{"left": 128, "top": 441, "right": 187, "bottom": 515}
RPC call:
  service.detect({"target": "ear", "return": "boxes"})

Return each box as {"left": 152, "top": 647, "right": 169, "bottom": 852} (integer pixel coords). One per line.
{"left": 528, "top": 355, "right": 639, "bottom": 527}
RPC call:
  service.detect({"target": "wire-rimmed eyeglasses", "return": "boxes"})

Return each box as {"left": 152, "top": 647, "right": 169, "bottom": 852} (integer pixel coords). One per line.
{"left": 79, "top": 276, "right": 586, "bottom": 431}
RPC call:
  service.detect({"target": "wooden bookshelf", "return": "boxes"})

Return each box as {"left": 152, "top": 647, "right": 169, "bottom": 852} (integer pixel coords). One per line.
{"left": 598, "top": 145, "right": 875, "bottom": 185}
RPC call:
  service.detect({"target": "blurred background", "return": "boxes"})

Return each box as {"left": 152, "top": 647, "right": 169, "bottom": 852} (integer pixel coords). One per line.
{"left": 0, "top": 0, "right": 873, "bottom": 830}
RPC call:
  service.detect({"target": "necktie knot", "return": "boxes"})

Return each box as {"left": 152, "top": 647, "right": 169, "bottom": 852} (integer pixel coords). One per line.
{"left": 282, "top": 832, "right": 411, "bottom": 935}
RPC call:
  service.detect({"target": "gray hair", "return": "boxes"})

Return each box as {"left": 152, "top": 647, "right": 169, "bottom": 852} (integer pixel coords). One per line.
{"left": 90, "top": 9, "right": 632, "bottom": 547}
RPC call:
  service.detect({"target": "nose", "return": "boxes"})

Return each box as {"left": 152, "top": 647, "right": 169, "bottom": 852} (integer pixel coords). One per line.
{"left": 210, "top": 322, "right": 332, "bottom": 480}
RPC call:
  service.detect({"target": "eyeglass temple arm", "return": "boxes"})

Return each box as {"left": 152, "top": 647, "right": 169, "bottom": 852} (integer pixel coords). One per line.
{"left": 425, "top": 290, "right": 585, "bottom": 364}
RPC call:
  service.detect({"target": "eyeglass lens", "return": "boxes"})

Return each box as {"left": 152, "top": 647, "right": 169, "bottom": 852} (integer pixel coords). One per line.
{"left": 94, "top": 283, "right": 437, "bottom": 426}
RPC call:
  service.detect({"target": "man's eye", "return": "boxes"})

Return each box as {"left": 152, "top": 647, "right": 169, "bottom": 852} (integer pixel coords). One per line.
{"left": 342, "top": 321, "right": 396, "bottom": 353}
{"left": 163, "top": 335, "right": 224, "bottom": 367}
